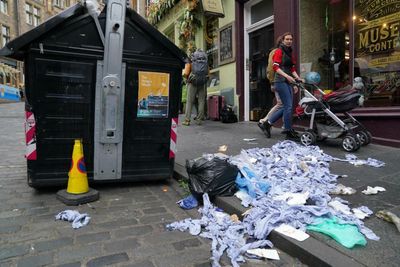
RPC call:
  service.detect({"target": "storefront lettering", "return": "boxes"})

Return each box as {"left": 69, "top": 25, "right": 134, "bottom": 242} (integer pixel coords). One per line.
{"left": 370, "top": 54, "right": 400, "bottom": 67}
{"left": 358, "top": 20, "right": 399, "bottom": 53}
{"left": 357, "top": 0, "right": 400, "bottom": 20}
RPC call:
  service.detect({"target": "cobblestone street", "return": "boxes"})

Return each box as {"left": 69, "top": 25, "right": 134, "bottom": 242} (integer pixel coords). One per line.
{"left": 0, "top": 103, "right": 304, "bottom": 267}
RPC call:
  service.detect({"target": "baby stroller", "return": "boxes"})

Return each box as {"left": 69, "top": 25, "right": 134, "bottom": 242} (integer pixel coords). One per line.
{"left": 295, "top": 82, "right": 371, "bottom": 152}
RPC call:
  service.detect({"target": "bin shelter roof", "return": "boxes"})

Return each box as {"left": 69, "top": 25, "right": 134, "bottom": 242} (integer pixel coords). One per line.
{"left": 0, "top": 3, "right": 187, "bottom": 66}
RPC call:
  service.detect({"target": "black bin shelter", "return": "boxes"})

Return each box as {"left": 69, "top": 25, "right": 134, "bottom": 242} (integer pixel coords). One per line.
{"left": 0, "top": 3, "right": 186, "bottom": 188}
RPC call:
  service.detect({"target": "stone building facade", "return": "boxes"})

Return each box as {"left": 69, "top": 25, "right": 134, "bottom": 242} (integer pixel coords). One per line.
{"left": 0, "top": 0, "right": 79, "bottom": 87}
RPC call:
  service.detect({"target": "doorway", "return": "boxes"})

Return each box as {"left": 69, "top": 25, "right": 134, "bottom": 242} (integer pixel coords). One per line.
{"left": 248, "top": 24, "right": 274, "bottom": 121}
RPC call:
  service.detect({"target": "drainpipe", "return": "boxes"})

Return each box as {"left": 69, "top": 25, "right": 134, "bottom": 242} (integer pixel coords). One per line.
{"left": 13, "top": 0, "right": 22, "bottom": 87}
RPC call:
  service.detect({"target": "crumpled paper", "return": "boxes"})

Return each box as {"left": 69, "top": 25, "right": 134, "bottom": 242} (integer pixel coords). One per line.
{"left": 55, "top": 210, "right": 91, "bottom": 229}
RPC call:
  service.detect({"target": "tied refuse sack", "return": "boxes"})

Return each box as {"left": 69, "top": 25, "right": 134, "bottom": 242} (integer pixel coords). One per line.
{"left": 186, "top": 156, "right": 239, "bottom": 200}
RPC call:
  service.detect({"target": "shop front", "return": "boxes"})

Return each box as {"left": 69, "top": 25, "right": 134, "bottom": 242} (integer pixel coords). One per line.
{"left": 235, "top": 0, "right": 399, "bottom": 146}
{"left": 297, "top": 0, "right": 400, "bottom": 147}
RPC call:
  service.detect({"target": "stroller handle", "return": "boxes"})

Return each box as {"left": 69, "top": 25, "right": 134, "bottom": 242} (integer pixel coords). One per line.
{"left": 293, "top": 82, "right": 326, "bottom": 96}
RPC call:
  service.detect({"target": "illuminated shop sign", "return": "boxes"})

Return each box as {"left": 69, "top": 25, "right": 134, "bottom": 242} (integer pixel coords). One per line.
{"left": 357, "top": 13, "right": 400, "bottom": 54}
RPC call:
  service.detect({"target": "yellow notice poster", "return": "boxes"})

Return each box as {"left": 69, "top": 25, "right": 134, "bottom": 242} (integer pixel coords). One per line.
{"left": 137, "top": 71, "right": 170, "bottom": 118}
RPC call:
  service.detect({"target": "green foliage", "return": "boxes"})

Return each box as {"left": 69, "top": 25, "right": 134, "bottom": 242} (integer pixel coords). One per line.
{"left": 147, "top": 0, "right": 180, "bottom": 25}
{"left": 178, "top": 178, "right": 190, "bottom": 196}
{"left": 147, "top": 0, "right": 202, "bottom": 55}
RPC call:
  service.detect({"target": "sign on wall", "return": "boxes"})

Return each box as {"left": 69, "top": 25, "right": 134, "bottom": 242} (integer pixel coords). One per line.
{"left": 218, "top": 22, "right": 235, "bottom": 66}
{"left": 137, "top": 71, "right": 170, "bottom": 118}
{"left": 201, "top": 0, "right": 225, "bottom": 17}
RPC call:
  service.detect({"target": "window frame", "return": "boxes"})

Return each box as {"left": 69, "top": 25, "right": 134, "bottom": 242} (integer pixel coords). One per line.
{"left": 25, "top": 3, "right": 33, "bottom": 25}
{"left": 1, "top": 24, "right": 10, "bottom": 48}
{"left": 33, "top": 6, "right": 40, "bottom": 26}
{"left": 0, "top": 0, "right": 8, "bottom": 15}
{"left": 25, "top": 3, "right": 40, "bottom": 26}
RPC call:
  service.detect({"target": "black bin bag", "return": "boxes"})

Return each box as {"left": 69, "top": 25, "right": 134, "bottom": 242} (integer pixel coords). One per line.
{"left": 185, "top": 157, "right": 239, "bottom": 200}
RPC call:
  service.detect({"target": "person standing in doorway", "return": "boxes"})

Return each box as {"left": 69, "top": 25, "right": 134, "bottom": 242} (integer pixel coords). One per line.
{"left": 182, "top": 49, "right": 208, "bottom": 126}
{"left": 259, "top": 32, "right": 304, "bottom": 139}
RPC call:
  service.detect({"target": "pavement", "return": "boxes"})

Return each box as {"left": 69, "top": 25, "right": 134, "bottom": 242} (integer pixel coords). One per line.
{"left": 0, "top": 102, "right": 306, "bottom": 267}
{"left": 174, "top": 114, "right": 400, "bottom": 267}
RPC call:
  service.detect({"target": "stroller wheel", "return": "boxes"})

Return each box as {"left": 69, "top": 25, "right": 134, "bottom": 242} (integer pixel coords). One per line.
{"left": 300, "top": 131, "right": 317, "bottom": 146}
{"left": 357, "top": 131, "right": 372, "bottom": 145}
{"left": 342, "top": 134, "right": 361, "bottom": 152}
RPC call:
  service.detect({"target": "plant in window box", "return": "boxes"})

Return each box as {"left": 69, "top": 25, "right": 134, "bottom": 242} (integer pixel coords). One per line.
{"left": 178, "top": 1, "right": 201, "bottom": 54}
{"left": 147, "top": 0, "right": 180, "bottom": 25}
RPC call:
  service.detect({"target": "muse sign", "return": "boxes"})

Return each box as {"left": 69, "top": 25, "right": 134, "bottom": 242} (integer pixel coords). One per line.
{"left": 357, "top": 13, "right": 400, "bottom": 54}
{"left": 356, "top": 0, "right": 400, "bottom": 56}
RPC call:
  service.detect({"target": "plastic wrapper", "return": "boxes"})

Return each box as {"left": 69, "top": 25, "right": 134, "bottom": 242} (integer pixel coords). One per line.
{"left": 186, "top": 156, "right": 239, "bottom": 200}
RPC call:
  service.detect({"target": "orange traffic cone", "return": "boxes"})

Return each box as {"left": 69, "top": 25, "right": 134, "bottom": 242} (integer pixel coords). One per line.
{"left": 67, "top": 139, "right": 89, "bottom": 194}
{"left": 57, "top": 139, "right": 99, "bottom": 205}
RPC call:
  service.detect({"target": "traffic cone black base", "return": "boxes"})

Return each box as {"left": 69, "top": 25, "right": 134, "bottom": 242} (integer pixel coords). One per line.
{"left": 56, "top": 188, "right": 99, "bottom": 206}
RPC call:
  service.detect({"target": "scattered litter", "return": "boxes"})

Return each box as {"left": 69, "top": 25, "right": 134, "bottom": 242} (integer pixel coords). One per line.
{"left": 234, "top": 190, "right": 253, "bottom": 207}
{"left": 218, "top": 145, "right": 228, "bottom": 152}
{"left": 177, "top": 194, "right": 198, "bottom": 210}
{"left": 86, "top": 203, "right": 95, "bottom": 209}
{"left": 352, "top": 206, "right": 373, "bottom": 220}
{"left": 273, "top": 192, "right": 310, "bottom": 206}
{"left": 330, "top": 184, "right": 356, "bottom": 195}
{"left": 299, "top": 161, "right": 309, "bottom": 172}
{"left": 203, "top": 153, "right": 229, "bottom": 160}
{"left": 246, "top": 248, "right": 280, "bottom": 260}
{"left": 361, "top": 186, "right": 386, "bottom": 195}
{"left": 170, "top": 141, "right": 384, "bottom": 264}
{"left": 162, "top": 186, "right": 168, "bottom": 192}
{"left": 235, "top": 167, "right": 270, "bottom": 198}
{"left": 329, "top": 199, "right": 352, "bottom": 215}
{"left": 230, "top": 214, "right": 240, "bottom": 223}
{"left": 167, "top": 194, "right": 273, "bottom": 267}
{"left": 274, "top": 224, "right": 310, "bottom": 241}
{"left": 307, "top": 217, "right": 367, "bottom": 248}
{"left": 55, "top": 210, "right": 91, "bottom": 229}
{"left": 333, "top": 154, "right": 385, "bottom": 167}
{"left": 376, "top": 210, "right": 400, "bottom": 232}
{"left": 243, "top": 138, "right": 257, "bottom": 142}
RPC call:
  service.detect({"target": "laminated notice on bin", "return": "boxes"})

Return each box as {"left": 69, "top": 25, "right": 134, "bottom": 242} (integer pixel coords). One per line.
{"left": 274, "top": 224, "right": 310, "bottom": 241}
{"left": 137, "top": 71, "right": 170, "bottom": 118}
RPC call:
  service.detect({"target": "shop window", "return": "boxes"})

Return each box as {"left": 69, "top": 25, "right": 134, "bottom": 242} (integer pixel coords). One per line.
{"left": 251, "top": 0, "right": 273, "bottom": 24}
{"left": 300, "top": 0, "right": 350, "bottom": 90}
{"left": 0, "top": 0, "right": 8, "bottom": 14}
{"left": 1, "top": 25, "right": 10, "bottom": 48}
{"left": 354, "top": 1, "right": 400, "bottom": 107}
{"left": 205, "top": 16, "right": 218, "bottom": 70}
